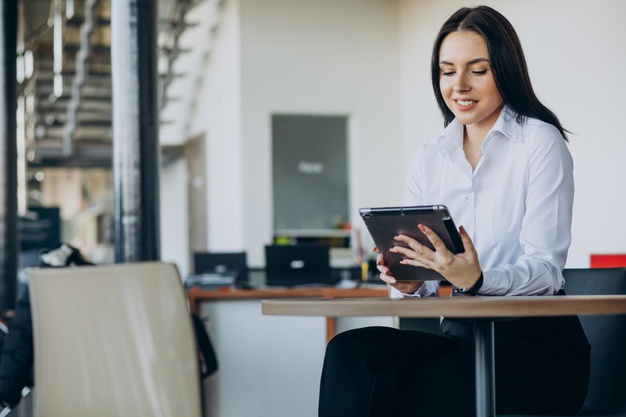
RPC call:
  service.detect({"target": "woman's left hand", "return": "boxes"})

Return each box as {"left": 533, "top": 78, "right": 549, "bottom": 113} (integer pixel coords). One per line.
{"left": 390, "top": 224, "right": 482, "bottom": 289}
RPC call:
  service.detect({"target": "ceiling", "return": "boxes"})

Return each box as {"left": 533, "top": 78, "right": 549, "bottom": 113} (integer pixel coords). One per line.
{"left": 19, "top": 0, "right": 216, "bottom": 169}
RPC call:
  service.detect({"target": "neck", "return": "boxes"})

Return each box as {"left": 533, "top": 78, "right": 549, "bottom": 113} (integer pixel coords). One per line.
{"left": 463, "top": 127, "right": 485, "bottom": 153}
{"left": 463, "top": 127, "right": 484, "bottom": 171}
{"left": 463, "top": 103, "right": 505, "bottom": 145}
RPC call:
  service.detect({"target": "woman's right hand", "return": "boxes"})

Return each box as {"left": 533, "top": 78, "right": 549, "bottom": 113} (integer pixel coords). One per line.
{"left": 374, "top": 248, "right": 423, "bottom": 294}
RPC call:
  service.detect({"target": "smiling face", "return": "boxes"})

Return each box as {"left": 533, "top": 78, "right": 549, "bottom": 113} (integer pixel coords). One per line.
{"left": 439, "top": 30, "right": 504, "bottom": 137}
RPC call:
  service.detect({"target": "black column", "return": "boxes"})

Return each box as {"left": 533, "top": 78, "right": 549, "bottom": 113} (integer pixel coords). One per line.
{"left": 110, "top": 0, "right": 161, "bottom": 262}
{"left": 0, "top": 0, "right": 18, "bottom": 309}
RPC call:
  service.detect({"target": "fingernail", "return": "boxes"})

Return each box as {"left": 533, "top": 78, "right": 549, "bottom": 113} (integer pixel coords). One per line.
{"left": 459, "top": 225, "right": 466, "bottom": 234}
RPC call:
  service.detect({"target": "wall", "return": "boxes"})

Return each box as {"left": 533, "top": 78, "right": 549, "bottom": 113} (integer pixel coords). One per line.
{"left": 160, "top": 158, "right": 190, "bottom": 276}
{"left": 239, "top": 0, "right": 404, "bottom": 266}
{"left": 189, "top": 0, "right": 245, "bottom": 256}
{"left": 399, "top": 0, "right": 626, "bottom": 267}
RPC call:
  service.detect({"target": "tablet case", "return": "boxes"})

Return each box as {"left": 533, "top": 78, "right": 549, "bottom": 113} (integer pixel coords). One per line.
{"left": 359, "top": 205, "right": 464, "bottom": 281}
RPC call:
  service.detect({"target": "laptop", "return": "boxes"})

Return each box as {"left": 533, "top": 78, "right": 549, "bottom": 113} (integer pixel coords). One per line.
{"left": 264, "top": 244, "right": 334, "bottom": 287}
{"left": 193, "top": 252, "right": 249, "bottom": 284}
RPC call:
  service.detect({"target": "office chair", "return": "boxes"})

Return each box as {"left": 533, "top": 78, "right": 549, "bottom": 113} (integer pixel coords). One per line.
{"left": 27, "top": 262, "right": 202, "bottom": 417}
{"left": 500, "top": 267, "right": 626, "bottom": 417}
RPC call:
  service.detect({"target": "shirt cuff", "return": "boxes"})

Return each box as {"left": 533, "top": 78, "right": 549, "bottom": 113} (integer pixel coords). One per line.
{"left": 389, "top": 281, "right": 438, "bottom": 299}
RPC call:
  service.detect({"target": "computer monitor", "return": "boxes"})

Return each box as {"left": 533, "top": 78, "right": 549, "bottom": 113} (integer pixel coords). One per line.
{"left": 264, "top": 244, "right": 334, "bottom": 287}
{"left": 193, "top": 252, "right": 249, "bottom": 283}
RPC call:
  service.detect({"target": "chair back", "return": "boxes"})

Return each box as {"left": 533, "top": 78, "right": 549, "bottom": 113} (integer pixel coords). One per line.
{"left": 28, "top": 262, "right": 202, "bottom": 417}
{"left": 563, "top": 267, "right": 626, "bottom": 415}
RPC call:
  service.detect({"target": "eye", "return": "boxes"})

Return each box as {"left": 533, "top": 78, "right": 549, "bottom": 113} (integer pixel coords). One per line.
{"left": 472, "top": 70, "right": 488, "bottom": 75}
{"left": 441, "top": 71, "right": 455, "bottom": 76}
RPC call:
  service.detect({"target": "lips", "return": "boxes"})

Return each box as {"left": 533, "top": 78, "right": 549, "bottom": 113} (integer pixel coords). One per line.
{"left": 454, "top": 99, "right": 477, "bottom": 110}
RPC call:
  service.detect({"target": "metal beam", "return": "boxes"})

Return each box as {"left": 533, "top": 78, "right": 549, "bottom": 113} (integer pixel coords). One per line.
{"left": 0, "top": 0, "right": 19, "bottom": 309}
{"left": 111, "top": 0, "right": 161, "bottom": 263}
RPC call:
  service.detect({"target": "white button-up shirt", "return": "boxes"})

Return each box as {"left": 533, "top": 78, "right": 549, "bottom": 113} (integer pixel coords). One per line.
{"left": 391, "top": 106, "right": 574, "bottom": 298}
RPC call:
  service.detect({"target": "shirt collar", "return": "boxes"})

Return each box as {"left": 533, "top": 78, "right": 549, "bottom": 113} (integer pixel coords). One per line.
{"left": 437, "top": 105, "right": 524, "bottom": 156}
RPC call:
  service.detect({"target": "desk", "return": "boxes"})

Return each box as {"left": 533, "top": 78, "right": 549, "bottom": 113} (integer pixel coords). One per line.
{"left": 262, "top": 295, "right": 626, "bottom": 417}
{"left": 188, "top": 286, "right": 389, "bottom": 341}
{"left": 188, "top": 286, "right": 390, "bottom": 417}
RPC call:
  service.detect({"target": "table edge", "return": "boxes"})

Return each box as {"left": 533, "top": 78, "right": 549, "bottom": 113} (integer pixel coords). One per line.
{"left": 261, "top": 295, "right": 626, "bottom": 318}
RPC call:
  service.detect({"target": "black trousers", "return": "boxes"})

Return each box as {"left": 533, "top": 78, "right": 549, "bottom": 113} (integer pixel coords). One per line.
{"left": 319, "top": 315, "right": 590, "bottom": 417}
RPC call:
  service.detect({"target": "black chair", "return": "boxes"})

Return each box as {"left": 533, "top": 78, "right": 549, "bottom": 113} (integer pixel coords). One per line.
{"left": 500, "top": 267, "right": 626, "bottom": 417}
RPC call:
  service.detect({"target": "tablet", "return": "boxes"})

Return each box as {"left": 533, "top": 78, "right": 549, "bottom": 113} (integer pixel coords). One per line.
{"left": 359, "top": 205, "right": 464, "bottom": 281}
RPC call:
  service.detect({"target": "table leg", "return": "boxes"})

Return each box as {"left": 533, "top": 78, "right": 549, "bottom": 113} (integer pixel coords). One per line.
{"left": 326, "top": 316, "right": 336, "bottom": 343}
{"left": 474, "top": 319, "right": 495, "bottom": 417}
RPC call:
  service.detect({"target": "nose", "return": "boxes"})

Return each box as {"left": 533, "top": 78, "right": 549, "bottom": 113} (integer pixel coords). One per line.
{"left": 452, "top": 73, "right": 470, "bottom": 92}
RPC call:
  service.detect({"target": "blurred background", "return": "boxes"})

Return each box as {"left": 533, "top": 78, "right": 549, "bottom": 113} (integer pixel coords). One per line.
{"left": 11, "top": 0, "right": 626, "bottom": 279}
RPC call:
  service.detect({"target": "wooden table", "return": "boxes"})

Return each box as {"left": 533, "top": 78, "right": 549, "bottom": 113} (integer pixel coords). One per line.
{"left": 187, "top": 286, "right": 389, "bottom": 341}
{"left": 262, "top": 295, "right": 626, "bottom": 417}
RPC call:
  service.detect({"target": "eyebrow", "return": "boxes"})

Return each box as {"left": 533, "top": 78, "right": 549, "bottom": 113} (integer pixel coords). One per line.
{"left": 439, "top": 57, "right": 490, "bottom": 66}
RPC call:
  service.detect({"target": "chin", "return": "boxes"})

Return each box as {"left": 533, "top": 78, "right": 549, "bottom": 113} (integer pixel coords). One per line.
{"left": 454, "top": 115, "right": 479, "bottom": 125}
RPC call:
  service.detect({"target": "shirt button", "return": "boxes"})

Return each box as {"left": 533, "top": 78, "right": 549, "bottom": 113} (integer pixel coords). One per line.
{"left": 465, "top": 195, "right": 473, "bottom": 203}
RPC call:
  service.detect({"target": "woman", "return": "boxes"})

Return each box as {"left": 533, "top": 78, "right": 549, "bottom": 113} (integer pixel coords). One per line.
{"left": 318, "top": 6, "right": 590, "bottom": 417}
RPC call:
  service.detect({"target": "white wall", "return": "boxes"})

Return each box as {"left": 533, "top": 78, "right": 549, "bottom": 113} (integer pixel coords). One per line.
{"left": 160, "top": 158, "right": 190, "bottom": 276}
{"left": 399, "top": 0, "right": 626, "bottom": 267}
{"left": 189, "top": 0, "right": 245, "bottom": 255}
{"left": 239, "top": 0, "right": 404, "bottom": 266}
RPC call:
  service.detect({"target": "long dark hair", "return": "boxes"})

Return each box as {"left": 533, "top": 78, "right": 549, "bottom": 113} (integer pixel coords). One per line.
{"left": 430, "top": 6, "right": 568, "bottom": 141}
